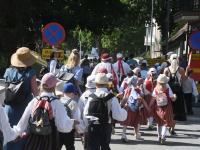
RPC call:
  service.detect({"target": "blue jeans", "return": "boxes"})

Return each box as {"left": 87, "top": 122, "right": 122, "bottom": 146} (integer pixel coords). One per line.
{"left": 88, "top": 124, "right": 111, "bottom": 150}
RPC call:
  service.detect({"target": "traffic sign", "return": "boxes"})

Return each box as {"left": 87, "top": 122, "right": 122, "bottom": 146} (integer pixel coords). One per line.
{"left": 188, "top": 30, "right": 200, "bottom": 51}
{"left": 42, "top": 22, "right": 66, "bottom": 46}
{"left": 41, "top": 48, "right": 64, "bottom": 60}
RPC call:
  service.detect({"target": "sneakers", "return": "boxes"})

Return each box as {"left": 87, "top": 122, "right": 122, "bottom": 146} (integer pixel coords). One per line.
{"left": 121, "top": 135, "right": 129, "bottom": 143}
{"left": 161, "top": 138, "right": 166, "bottom": 145}
{"left": 135, "top": 133, "right": 143, "bottom": 140}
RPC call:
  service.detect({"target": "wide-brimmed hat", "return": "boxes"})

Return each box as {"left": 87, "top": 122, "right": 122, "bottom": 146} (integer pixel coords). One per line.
{"left": 85, "top": 75, "right": 96, "bottom": 89}
{"left": 101, "top": 53, "right": 112, "bottom": 62}
{"left": 157, "top": 74, "right": 169, "bottom": 83}
{"left": 41, "top": 73, "right": 60, "bottom": 89}
{"left": 93, "top": 73, "right": 110, "bottom": 84}
{"left": 55, "top": 81, "right": 65, "bottom": 96}
{"left": 11, "top": 47, "right": 37, "bottom": 67}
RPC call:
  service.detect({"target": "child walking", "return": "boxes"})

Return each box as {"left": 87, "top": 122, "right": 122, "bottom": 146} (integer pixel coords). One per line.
{"left": 121, "top": 76, "right": 149, "bottom": 142}
{"left": 149, "top": 74, "right": 176, "bottom": 145}
{"left": 58, "top": 82, "right": 85, "bottom": 150}
{"left": 13, "top": 73, "right": 78, "bottom": 150}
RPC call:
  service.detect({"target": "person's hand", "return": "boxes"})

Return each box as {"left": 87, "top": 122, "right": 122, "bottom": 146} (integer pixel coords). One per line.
{"left": 174, "top": 94, "right": 177, "bottom": 99}
{"left": 116, "top": 92, "right": 123, "bottom": 99}
{"left": 13, "top": 136, "right": 21, "bottom": 143}
{"left": 73, "top": 119, "right": 80, "bottom": 126}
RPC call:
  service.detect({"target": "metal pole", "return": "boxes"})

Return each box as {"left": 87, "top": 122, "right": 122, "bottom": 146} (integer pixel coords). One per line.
{"left": 166, "top": 0, "right": 170, "bottom": 58}
{"left": 150, "top": 0, "right": 154, "bottom": 58}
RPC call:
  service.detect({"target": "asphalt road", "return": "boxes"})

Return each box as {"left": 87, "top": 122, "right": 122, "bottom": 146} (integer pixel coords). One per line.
{"left": 62, "top": 106, "right": 200, "bottom": 150}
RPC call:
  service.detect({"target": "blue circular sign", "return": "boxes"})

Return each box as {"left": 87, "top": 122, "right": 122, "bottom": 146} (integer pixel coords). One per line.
{"left": 42, "top": 22, "right": 66, "bottom": 46}
{"left": 188, "top": 30, "right": 200, "bottom": 51}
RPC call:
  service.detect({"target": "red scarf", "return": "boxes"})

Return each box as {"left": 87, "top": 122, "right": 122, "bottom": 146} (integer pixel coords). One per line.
{"left": 117, "top": 58, "right": 125, "bottom": 76}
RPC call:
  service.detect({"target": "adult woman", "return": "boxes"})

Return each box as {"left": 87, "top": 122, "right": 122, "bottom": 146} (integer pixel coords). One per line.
{"left": 163, "top": 54, "right": 188, "bottom": 134}
{"left": 49, "top": 47, "right": 61, "bottom": 75}
{"left": 60, "top": 49, "right": 83, "bottom": 96}
{"left": 3, "top": 47, "right": 39, "bottom": 150}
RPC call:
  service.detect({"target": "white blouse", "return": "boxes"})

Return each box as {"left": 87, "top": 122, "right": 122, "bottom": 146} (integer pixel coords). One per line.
{"left": 0, "top": 105, "right": 17, "bottom": 142}
{"left": 13, "top": 92, "right": 74, "bottom": 135}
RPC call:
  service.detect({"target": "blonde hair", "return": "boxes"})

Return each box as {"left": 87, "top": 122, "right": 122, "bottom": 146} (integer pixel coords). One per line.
{"left": 66, "top": 49, "right": 80, "bottom": 70}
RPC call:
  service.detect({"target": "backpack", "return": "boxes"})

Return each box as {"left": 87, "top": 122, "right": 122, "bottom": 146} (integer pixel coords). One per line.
{"left": 155, "top": 90, "right": 168, "bottom": 107}
{"left": 61, "top": 99, "right": 73, "bottom": 118}
{"left": 88, "top": 93, "right": 115, "bottom": 126}
{"left": 4, "top": 69, "right": 28, "bottom": 105}
{"left": 168, "top": 67, "right": 182, "bottom": 93}
{"left": 126, "top": 88, "right": 141, "bottom": 112}
{"left": 28, "top": 96, "right": 57, "bottom": 135}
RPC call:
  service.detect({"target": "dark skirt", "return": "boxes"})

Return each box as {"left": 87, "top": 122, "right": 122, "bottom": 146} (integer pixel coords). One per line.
{"left": 171, "top": 90, "right": 186, "bottom": 121}
{"left": 24, "top": 124, "right": 59, "bottom": 150}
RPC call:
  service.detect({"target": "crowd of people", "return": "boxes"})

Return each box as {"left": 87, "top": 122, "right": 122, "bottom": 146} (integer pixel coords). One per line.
{"left": 0, "top": 47, "right": 199, "bottom": 150}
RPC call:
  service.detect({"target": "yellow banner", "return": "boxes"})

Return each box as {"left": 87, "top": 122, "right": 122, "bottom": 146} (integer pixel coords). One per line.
{"left": 41, "top": 49, "right": 64, "bottom": 60}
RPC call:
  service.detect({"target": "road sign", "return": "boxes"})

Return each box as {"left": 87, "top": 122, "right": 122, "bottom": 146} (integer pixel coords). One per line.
{"left": 188, "top": 30, "right": 200, "bottom": 51}
{"left": 41, "top": 48, "right": 64, "bottom": 60}
{"left": 42, "top": 22, "right": 66, "bottom": 46}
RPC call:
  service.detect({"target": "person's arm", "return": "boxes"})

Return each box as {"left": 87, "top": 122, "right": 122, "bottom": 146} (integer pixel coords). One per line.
{"left": 52, "top": 100, "right": 74, "bottom": 133}
{"left": 49, "top": 59, "right": 57, "bottom": 75}
{"left": 111, "top": 97, "right": 127, "bottom": 121}
{"left": 30, "top": 75, "right": 39, "bottom": 97}
{"left": 0, "top": 105, "right": 17, "bottom": 142}
{"left": 71, "top": 102, "right": 85, "bottom": 133}
{"left": 13, "top": 100, "right": 34, "bottom": 135}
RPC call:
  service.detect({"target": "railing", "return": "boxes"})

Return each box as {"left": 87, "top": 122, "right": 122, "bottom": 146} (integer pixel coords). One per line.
{"left": 180, "top": 0, "right": 200, "bottom": 11}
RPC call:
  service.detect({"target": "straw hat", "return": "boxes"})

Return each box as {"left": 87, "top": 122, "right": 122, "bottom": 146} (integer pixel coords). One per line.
{"left": 55, "top": 81, "right": 65, "bottom": 96}
{"left": 11, "top": 47, "right": 37, "bottom": 67}
{"left": 157, "top": 74, "right": 169, "bottom": 83}
{"left": 93, "top": 73, "right": 110, "bottom": 84}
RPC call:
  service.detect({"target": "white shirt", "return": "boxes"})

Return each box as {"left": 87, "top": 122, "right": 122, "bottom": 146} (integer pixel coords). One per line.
{"left": 91, "top": 62, "right": 119, "bottom": 82}
{"left": 113, "top": 61, "right": 131, "bottom": 80}
{"left": 49, "top": 59, "right": 60, "bottom": 75}
{"left": 60, "top": 96, "right": 86, "bottom": 133}
{"left": 0, "top": 105, "right": 17, "bottom": 142}
{"left": 83, "top": 88, "right": 127, "bottom": 129}
{"left": 78, "top": 89, "right": 96, "bottom": 118}
{"left": 13, "top": 92, "right": 74, "bottom": 135}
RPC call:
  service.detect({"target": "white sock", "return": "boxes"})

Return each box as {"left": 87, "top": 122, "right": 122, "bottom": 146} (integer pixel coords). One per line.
{"left": 161, "top": 126, "right": 167, "bottom": 138}
{"left": 149, "top": 117, "right": 153, "bottom": 126}
{"left": 122, "top": 125, "right": 127, "bottom": 137}
{"left": 157, "top": 125, "right": 161, "bottom": 137}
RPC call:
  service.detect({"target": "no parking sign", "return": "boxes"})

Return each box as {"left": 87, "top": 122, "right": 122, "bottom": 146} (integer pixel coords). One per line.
{"left": 42, "top": 22, "right": 66, "bottom": 46}
{"left": 188, "top": 30, "right": 200, "bottom": 51}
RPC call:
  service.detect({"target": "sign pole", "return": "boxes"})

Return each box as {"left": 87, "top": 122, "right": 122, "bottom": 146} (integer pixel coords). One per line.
{"left": 79, "top": 30, "right": 82, "bottom": 60}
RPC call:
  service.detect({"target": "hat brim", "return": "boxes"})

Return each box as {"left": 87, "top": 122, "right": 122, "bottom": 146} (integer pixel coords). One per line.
{"left": 85, "top": 84, "right": 96, "bottom": 89}
{"left": 11, "top": 53, "right": 37, "bottom": 67}
{"left": 92, "top": 81, "right": 111, "bottom": 84}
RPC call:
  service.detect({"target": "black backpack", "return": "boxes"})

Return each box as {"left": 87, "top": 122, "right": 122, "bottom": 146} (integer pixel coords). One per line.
{"left": 4, "top": 69, "right": 28, "bottom": 105}
{"left": 88, "top": 93, "right": 115, "bottom": 127}
{"left": 168, "top": 67, "right": 182, "bottom": 93}
{"left": 28, "top": 96, "right": 57, "bottom": 135}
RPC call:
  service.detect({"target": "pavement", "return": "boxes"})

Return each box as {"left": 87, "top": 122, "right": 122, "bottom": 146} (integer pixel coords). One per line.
{"left": 62, "top": 106, "right": 200, "bottom": 150}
